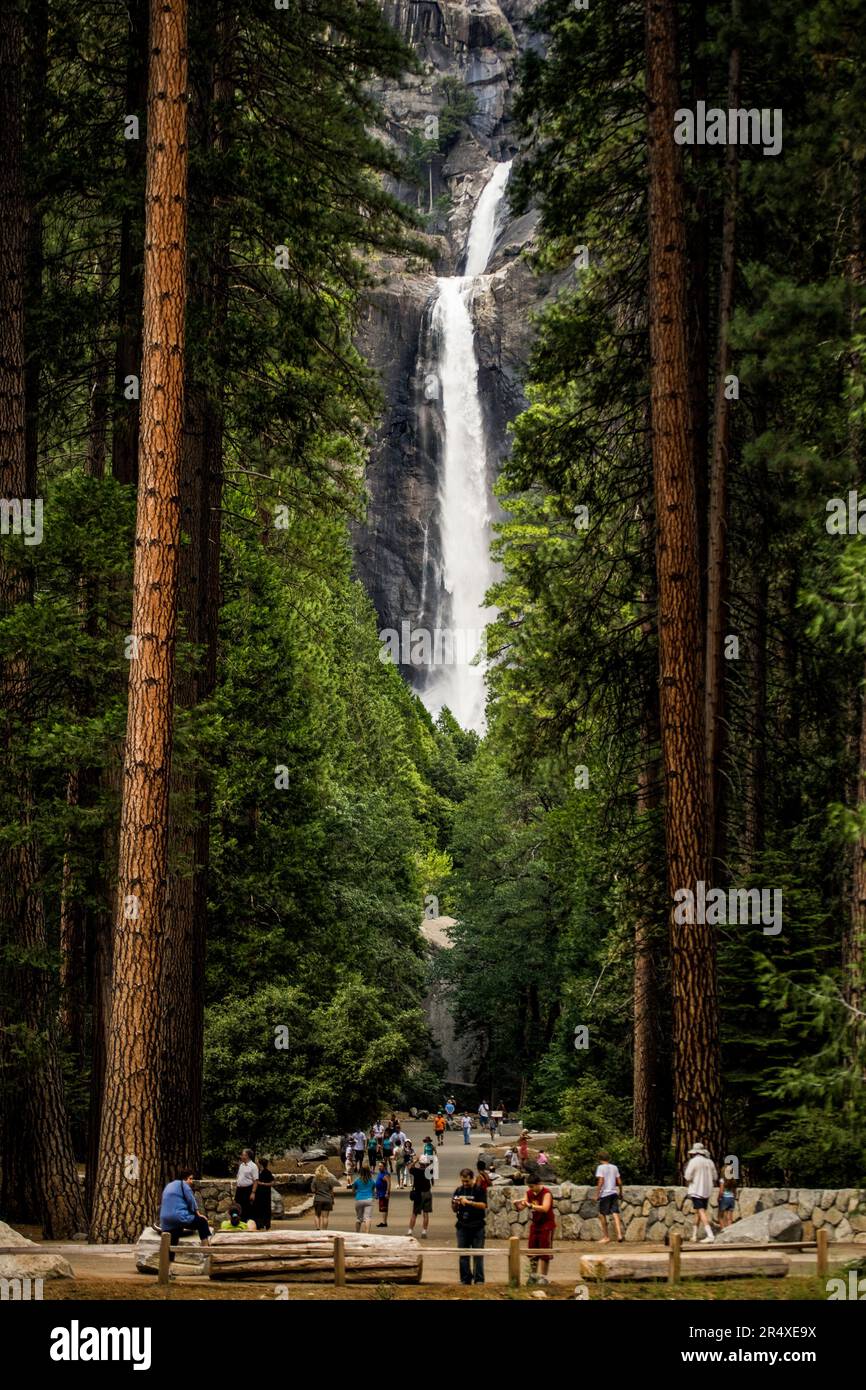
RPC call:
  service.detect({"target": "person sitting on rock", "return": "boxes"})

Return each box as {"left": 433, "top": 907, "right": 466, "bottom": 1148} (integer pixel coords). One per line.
{"left": 158, "top": 1169, "right": 211, "bottom": 1256}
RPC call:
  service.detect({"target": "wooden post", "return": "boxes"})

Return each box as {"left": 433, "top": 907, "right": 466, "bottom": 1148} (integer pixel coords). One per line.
{"left": 333, "top": 1234, "right": 346, "bottom": 1287}
{"left": 668, "top": 1231, "right": 682, "bottom": 1285}
{"left": 508, "top": 1235, "right": 521, "bottom": 1287}
{"left": 816, "top": 1227, "right": 829, "bottom": 1279}
{"left": 157, "top": 1231, "right": 171, "bottom": 1286}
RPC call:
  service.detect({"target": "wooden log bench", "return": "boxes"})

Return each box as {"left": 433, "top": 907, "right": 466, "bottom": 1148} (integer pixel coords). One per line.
{"left": 207, "top": 1230, "right": 423, "bottom": 1283}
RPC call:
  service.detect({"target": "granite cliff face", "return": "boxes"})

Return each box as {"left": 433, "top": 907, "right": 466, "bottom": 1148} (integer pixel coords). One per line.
{"left": 354, "top": 1, "right": 560, "bottom": 687}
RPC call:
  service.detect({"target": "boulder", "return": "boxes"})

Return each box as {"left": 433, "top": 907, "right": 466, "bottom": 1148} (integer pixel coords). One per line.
{"left": 795, "top": 1189, "right": 821, "bottom": 1219}
{"left": 135, "top": 1226, "right": 209, "bottom": 1276}
{"left": 579, "top": 1218, "right": 602, "bottom": 1242}
{"left": 300, "top": 1148, "right": 327, "bottom": 1164}
{"left": 714, "top": 1207, "right": 803, "bottom": 1246}
{"left": 0, "top": 1221, "right": 74, "bottom": 1281}
{"left": 625, "top": 1217, "right": 647, "bottom": 1242}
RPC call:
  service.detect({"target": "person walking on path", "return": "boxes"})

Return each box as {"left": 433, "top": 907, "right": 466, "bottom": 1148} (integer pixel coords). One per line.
{"left": 395, "top": 1140, "right": 408, "bottom": 1189}
{"left": 159, "top": 1170, "right": 211, "bottom": 1251}
{"left": 345, "top": 1139, "right": 355, "bottom": 1185}
{"left": 408, "top": 1152, "right": 433, "bottom": 1239}
{"left": 478, "top": 1100, "right": 489, "bottom": 1128}
{"left": 444, "top": 1096, "right": 456, "bottom": 1130}
{"left": 685, "top": 1142, "right": 718, "bottom": 1242}
{"left": 461, "top": 1111, "right": 473, "bottom": 1146}
{"left": 594, "top": 1151, "right": 624, "bottom": 1243}
{"left": 234, "top": 1149, "right": 258, "bottom": 1222}
{"left": 452, "top": 1167, "right": 488, "bottom": 1285}
{"left": 352, "top": 1160, "right": 376, "bottom": 1233}
{"left": 375, "top": 1161, "right": 392, "bottom": 1227}
{"left": 434, "top": 1112, "right": 446, "bottom": 1147}
{"left": 352, "top": 1128, "right": 366, "bottom": 1172}
{"left": 312, "top": 1163, "right": 340, "bottom": 1230}
{"left": 516, "top": 1173, "right": 556, "bottom": 1285}
{"left": 382, "top": 1130, "right": 394, "bottom": 1172}
{"left": 252, "top": 1157, "right": 275, "bottom": 1231}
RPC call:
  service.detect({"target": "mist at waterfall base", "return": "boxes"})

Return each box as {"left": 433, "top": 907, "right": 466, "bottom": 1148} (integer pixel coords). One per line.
{"left": 419, "top": 160, "right": 513, "bottom": 736}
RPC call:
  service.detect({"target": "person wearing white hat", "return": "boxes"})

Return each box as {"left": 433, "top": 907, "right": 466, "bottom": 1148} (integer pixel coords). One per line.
{"left": 684, "top": 1143, "right": 718, "bottom": 1241}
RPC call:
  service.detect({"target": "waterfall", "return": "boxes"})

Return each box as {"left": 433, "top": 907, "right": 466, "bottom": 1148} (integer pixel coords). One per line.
{"left": 422, "top": 160, "right": 513, "bottom": 733}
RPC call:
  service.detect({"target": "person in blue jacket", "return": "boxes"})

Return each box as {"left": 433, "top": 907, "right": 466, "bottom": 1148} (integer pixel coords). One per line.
{"left": 159, "top": 1169, "right": 212, "bottom": 1250}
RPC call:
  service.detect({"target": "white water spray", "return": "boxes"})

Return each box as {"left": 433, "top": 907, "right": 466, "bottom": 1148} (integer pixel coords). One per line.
{"left": 423, "top": 160, "right": 512, "bottom": 733}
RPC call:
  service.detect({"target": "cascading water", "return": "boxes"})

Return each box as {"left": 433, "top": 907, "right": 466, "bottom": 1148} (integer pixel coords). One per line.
{"left": 422, "top": 160, "right": 513, "bottom": 733}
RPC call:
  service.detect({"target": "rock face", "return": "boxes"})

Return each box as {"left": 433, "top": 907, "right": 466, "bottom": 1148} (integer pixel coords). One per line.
{"left": 0, "top": 1220, "right": 73, "bottom": 1282}
{"left": 354, "top": 1, "right": 562, "bottom": 676}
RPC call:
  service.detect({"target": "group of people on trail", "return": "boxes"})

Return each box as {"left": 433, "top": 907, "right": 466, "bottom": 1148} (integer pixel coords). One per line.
{"left": 157, "top": 1147, "right": 276, "bottom": 1252}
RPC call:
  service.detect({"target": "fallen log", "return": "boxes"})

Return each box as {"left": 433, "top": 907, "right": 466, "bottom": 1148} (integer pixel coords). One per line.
{"left": 208, "top": 1230, "right": 423, "bottom": 1283}
{"left": 580, "top": 1252, "right": 790, "bottom": 1282}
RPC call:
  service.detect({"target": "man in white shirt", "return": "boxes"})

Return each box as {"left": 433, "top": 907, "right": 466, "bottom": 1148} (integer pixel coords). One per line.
{"left": 594, "top": 1151, "right": 624, "bottom": 1243}
{"left": 234, "top": 1148, "right": 259, "bottom": 1222}
{"left": 684, "top": 1142, "right": 718, "bottom": 1242}
{"left": 478, "top": 1100, "right": 489, "bottom": 1126}
{"left": 352, "top": 1130, "right": 366, "bottom": 1167}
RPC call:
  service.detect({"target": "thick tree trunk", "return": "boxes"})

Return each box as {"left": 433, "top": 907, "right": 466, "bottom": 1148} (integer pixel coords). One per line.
{"left": 91, "top": 0, "right": 189, "bottom": 1243}
{"left": 704, "top": 24, "right": 740, "bottom": 875}
{"left": 0, "top": 0, "right": 85, "bottom": 1237}
{"left": 645, "top": 0, "right": 722, "bottom": 1173}
{"left": 160, "top": 2, "right": 231, "bottom": 1178}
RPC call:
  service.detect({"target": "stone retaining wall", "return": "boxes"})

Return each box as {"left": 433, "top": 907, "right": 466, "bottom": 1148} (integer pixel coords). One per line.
{"left": 485, "top": 1185, "right": 866, "bottom": 1243}
{"left": 195, "top": 1175, "right": 312, "bottom": 1220}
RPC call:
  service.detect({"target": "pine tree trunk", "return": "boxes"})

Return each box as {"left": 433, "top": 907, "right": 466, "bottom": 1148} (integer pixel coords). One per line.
{"left": 0, "top": 0, "right": 86, "bottom": 1238}
{"left": 91, "top": 0, "right": 189, "bottom": 1243}
{"left": 645, "top": 0, "right": 722, "bottom": 1173}
{"left": 704, "top": 22, "right": 740, "bottom": 874}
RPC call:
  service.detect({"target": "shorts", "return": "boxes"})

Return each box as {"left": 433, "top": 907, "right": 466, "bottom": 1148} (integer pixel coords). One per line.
{"left": 355, "top": 1200, "right": 374, "bottom": 1223}
{"left": 528, "top": 1222, "right": 555, "bottom": 1253}
{"left": 719, "top": 1193, "right": 735, "bottom": 1212}
{"left": 412, "top": 1192, "right": 433, "bottom": 1215}
{"left": 378, "top": 1196, "right": 390, "bottom": 1213}
{"left": 313, "top": 1201, "right": 333, "bottom": 1215}
{"left": 599, "top": 1194, "right": 619, "bottom": 1216}
{"left": 690, "top": 1196, "right": 709, "bottom": 1210}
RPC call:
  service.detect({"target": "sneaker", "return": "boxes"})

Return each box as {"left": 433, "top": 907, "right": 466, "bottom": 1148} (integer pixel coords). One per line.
{"left": 537, "top": 1275, "right": 550, "bottom": 1286}
{"left": 526, "top": 1273, "right": 538, "bottom": 1285}
{"left": 420, "top": 1230, "right": 428, "bottom": 1239}
{"left": 703, "top": 1228, "right": 715, "bottom": 1242}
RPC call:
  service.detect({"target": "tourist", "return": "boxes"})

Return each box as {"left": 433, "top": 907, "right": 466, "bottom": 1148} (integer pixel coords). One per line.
{"left": 496, "top": 1099, "right": 508, "bottom": 1124}
{"left": 452, "top": 1166, "right": 488, "bottom": 1286}
{"left": 444, "top": 1096, "right": 456, "bottom": 1130}
{"left": 159, "top": 1169, "right": 211, "bottom": 1251}
{"left": 594, "top": 1151, "right": 624, "bottom": 1244}
{"left": 515, "top": 1172, "right": 556, "bottom": 1285}
{"left": 719, "top": 1171, "right": 737, "bottom": 1229}
{"left": 475, "top": 1157, "right": 492, "bottom": 1192}
{"left": 517, "top": 1130, "right": 530, "bottom": 1166}
{"left": 478, "top": 1099, "right": 490, "bottom": 1129}
{"left": 219, "top": 1203, "right": 249, "bottom": 1232}
{"left": 345, "top": 1139, "right": 355, "bottom": 1185}
{"left": 252, "top": 1156, "right": 275, "bottom": 1231}
{"left": 685, "top": 1142, "right": 718, "bottom": 1243}
{"left": 488, "top": 1111, "right": 499, "bottom": 1140}
{"left": 375, "top": 1161, "right": 392, "bottom": 1227}
{"left": 367, "top": 1129, "right": 378, "bottom": 1168}
{"left": 352, "top": 1160, "right": 376, "bottom": 1233}
{"left": 434, "top": 1111, "right": 446, "bottom": 1147}
{"left": 352, "top": 1127, "right": 366, "bottom": 1172}
{"left": 395, "top": 1139, "right": 408, "bottom": 1189}
{"left": 383, "top": 1130, "right": 394, "bottom": 1172}
{"left": 408, "top": 1152, "right": 433, "bottom": 1239}
{"left": 461, "top": 1111, "right": 473, "bottom": 1146}
{"left": 234, "top": 1148, "right": 258, "bottom": 1222}
{"left": 312, "top": 1163, "right": 340, "bottom": 1230}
